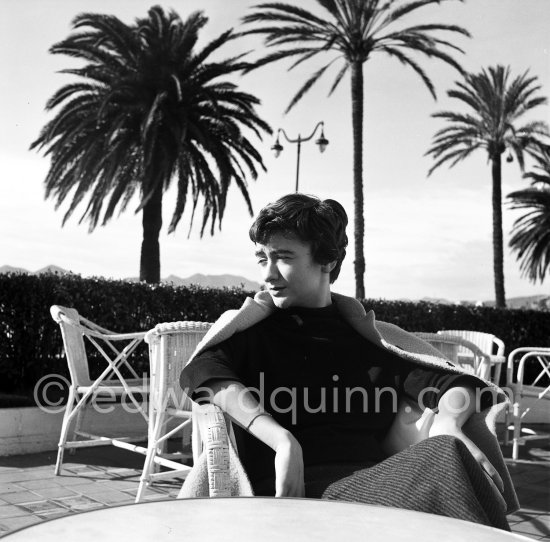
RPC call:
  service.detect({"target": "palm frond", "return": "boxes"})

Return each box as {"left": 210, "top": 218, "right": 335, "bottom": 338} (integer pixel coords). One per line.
{"left": 377, "top": 45, "right": 436, "bottom": 98}
{"left": 31, "top": 4, "right": 270, "bottom": 252}
{"left": 285, "top": 61, "right": 336, "bottom": 113}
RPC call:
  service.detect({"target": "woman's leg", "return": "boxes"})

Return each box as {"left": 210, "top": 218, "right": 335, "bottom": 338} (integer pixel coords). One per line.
{"left": 321, "top": 435, "right": 510, "bottom": 531}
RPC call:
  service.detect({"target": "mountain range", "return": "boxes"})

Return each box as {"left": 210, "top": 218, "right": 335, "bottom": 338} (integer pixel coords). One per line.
{"left": 0, "top": 264, "right": 261, "bottom": 291}
{"left": 163, "top": 273, "right": 260, "bottom": 291}
{"left": 421, "top": 294, "right": 550, "bottom": 310}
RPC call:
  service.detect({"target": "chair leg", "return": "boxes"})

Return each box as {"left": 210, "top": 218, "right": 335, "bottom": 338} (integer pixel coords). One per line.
{"left": 68, "top": 394, "right": 87, "bottom": 456}
{"left": 512, "top": 400, "right": 522, "bottom": 461}
{"left": 152, "top": 417, "right": 169, "bottom": 474}
{"left": 136, "top": 408, "right": 166, "bottom": 503}
{"left": 55, "top": 386, "right": 76, "bottom": 475}
{"left": 503, "top": 403, "right": 510, "bottom": 447}
{"left": 493, "top": 364, "right": 502, "bottom": 387}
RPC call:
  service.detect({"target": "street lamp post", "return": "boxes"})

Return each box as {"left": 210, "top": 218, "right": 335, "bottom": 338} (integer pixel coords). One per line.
{"left": 271, "top": 121, "right": 329, "bottom": 192}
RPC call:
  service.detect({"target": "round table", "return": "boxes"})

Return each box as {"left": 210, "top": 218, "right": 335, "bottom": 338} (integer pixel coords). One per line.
{"left": 4, "top": 498, "right": 531, "bottom": 541}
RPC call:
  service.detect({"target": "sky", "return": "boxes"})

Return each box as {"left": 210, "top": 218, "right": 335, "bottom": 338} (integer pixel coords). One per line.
{"left": 1, "top": 0, "right": 549, "bottom": 303}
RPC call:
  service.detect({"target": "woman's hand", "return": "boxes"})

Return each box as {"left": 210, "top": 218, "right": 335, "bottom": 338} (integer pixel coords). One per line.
{"left": 274, "top": 433, "right": 305, "bottom": 497}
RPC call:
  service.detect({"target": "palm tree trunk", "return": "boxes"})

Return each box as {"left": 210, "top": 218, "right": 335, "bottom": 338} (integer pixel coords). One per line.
{"left": 351, "top": 60, "right": 365, "bottom": 300}
{"left": 140, "top": 185, "right": 163, "bottom": 283}
{"left": 491, "top": 155, "right": 506, "bottom": 308}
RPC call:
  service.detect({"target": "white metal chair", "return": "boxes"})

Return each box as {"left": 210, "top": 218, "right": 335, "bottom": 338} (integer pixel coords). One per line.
{"left": 437, "top": 330, "right": 506, "bottom": 383}
{"left": 136, "top": 320, "right": 213, "bottom": 502}
{"left": 50, "top": 305, "right": 148, "bottom": 475}
{"left": 504, "top": 347, "right": 550, "bottom": 459}
{"left": 413, "top": 332, "right": 490, "bottom": 376}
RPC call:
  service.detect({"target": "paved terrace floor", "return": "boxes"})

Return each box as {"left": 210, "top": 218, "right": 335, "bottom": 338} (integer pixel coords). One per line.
{"left": 0, "top": 425, "right": 548, "bottom": 540}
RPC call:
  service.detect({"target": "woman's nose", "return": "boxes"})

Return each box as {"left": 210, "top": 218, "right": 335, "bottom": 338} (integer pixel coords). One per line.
{"left": 263, "top": 259, "right": 279, "bottom": 282}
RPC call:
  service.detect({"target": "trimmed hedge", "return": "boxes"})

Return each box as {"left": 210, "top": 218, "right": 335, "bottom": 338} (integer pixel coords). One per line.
{"left": 364, "top": 299, "right": 550, "bottom": 352}
{"left": 0, "top": 272, "right": 251, "bottom": 395}
{"left": 1, "top": 272, "right": 549, "bottom": 396}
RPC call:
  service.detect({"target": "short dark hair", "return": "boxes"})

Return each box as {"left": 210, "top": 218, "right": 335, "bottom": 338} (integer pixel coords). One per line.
{"left": 249, "top": 193, "right": 348, "bottom": 283}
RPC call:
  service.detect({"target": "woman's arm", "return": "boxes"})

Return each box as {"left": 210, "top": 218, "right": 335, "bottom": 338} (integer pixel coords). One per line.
{"left": 202, "top": 379, "right": 304, "bottom": 497}
{"left": 429, "top": 386, "right": 504, "bottom": 492}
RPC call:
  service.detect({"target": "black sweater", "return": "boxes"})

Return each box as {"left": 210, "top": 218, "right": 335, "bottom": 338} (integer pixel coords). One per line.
{"left": 180, "top": 304, "right": 481, "bottom": 487}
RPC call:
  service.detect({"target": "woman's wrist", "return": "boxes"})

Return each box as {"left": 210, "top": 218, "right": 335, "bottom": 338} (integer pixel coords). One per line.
{"left": 246, "top": 411, "right": 272, "bottom": 431}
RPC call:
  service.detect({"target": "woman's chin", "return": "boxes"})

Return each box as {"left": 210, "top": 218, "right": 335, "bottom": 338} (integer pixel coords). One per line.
{"left": 270, "top": 293, "right": 293, "bottom": 308}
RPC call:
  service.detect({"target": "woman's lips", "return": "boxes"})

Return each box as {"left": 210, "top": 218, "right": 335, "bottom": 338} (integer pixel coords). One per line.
{"left": 269, "top": 286, "right": 286, "bottom": 296}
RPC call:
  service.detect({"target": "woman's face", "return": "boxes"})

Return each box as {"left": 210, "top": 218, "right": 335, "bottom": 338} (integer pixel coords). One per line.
{"left": 255, "top": 233, "right": 332, "bottom": 309}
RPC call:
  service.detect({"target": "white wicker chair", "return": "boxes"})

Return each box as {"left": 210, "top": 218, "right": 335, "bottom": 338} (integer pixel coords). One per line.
{"left": 413, "top": 332, "right": 490, "bottom": 376}
{"left": 436, "top": 330, "right": 505, "bottom": 383}
{"left": 136, "top": 320, "right": 217, "bottom": 502}
{"left": 148, "top": 330, "right": 500, "bottom": 499}
{"left": 50, "top": 305, "right": 148, "bottom": 475}
{"left": 504, "top": 347, "right": 550, "bottom": 459}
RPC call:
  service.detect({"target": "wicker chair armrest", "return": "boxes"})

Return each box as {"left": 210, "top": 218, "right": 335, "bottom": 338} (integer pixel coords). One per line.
{"left": 52, "top": 308, "right": 146, "bottom": 341}
{"left": 194, "top": 404, "right": 231, "bottom": 497}
{"left": 492, "top": 336, "right": 505, "bottom": 355}
{"left": 145, "top": 321, "right": 212, "bottom": 344}
{"left": 434, "top": 334, "right": 491, "bottom": 363}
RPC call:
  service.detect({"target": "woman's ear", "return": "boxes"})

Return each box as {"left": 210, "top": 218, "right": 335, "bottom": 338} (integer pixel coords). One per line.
{"left": 321, "top": 261, "right": 337, "bottom": 274}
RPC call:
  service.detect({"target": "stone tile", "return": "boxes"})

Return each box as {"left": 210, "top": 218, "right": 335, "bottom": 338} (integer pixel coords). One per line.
{"left": 0, "top": 514, "right": 41, "bottom": 533}
{"left": 0, "top": 467, "right": 20, "bottom": 473}
{"left": 108, "top": 468, "right": 142, "bottom": 477}
{"left": 521, "top": 505, "right": 550, "bottom": 515}
{"left": 0, "top": 483, "right": 25, "bottom": 495}
{"left": 54, "top": 475, "right": 97, "bottom": 486}
{"left": 0, "top": 471, "right": 55, "bottom": 484}
{"left": 33, "top": 486, "right": 79, "bottom": 499}
{"left": 97, "top": 478, "right": 139, "bottom": 490}
{"left": 54, "top": 495, "right": 103, "bottom": 512}
{"left": 65, "top": 481, "right": 116, "bottom": 496}
{"left": 122, "top": 488, "right": 138, "bottom": 497}
{"left": 142, "top": 492, "right": 170, "bottom": 502}
{"left": 37, "top": 509, "right": 72, "bottom": 520}
{"left": 0, "top": 505, "right": 30, "bottom": 519}
{"left": 510, "top": 511, "right": 538, "bottom": 524}
{"left": 0, "top": 472, "right": 26, "bottom": 484}
{"left": 17, "top": 500, "right": 69, "bottom": 515}
{"left": 25, "top": 465, "right": 57, "bottom": 472}
{"left": 62, "top": 464, "right": 96, "bottom": 472}
{"left": 63, "top": 465, "right": 103, "bottom": 474}
{"left": 15, "top": 478, "right": 61, "bottom": 490}
{"left": 91, "top": 489, "right": 134, "bottom": 505}
{"left": 0, "top": 492, "right": 42, "bottom": 505}
{"left": 512, "top": 519, "right": 550, "bottom": 538}
{"left": 62, "top": 469, "right": 113, "bottom": 480}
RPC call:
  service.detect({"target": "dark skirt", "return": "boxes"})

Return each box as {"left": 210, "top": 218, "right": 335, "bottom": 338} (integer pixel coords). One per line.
{"left": 257, "top": 435, "right": 510, "bottom": 531}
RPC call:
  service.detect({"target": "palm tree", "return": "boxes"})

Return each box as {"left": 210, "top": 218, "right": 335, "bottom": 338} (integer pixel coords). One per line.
{"left": 426, "top": 65, "right": 548, "bottom": 308}
{"left": 31, "top": 6, "right": 271, "bottom": 283}
{"left": 240, "top": 0, "right": 469, "bottom": 299}
{"left": 507, "top": 146, "right": 550, "bottom": 283}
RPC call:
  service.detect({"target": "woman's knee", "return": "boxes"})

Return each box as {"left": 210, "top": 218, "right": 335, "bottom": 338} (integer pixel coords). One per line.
{"left": 418, "top": 434, "right": 469, "bottom": 455}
